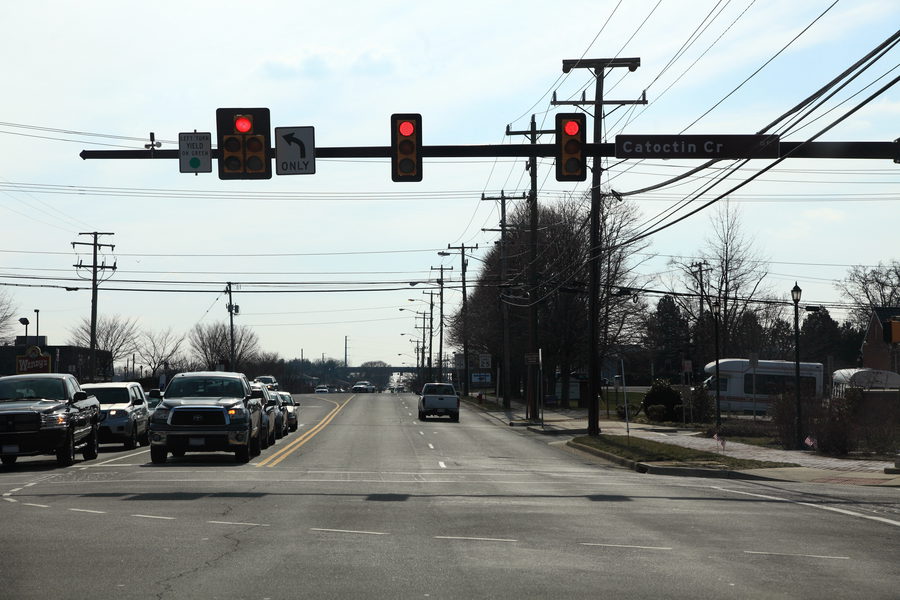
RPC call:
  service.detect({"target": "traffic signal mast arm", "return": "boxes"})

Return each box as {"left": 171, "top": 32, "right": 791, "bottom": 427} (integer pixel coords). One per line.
{"left": 79, "top": 140, "right": 899, "bottom": 161}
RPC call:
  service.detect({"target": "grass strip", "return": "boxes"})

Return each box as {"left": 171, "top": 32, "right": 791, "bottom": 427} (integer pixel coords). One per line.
{"left": 572, "top": 434, "right": 798, "bottom": 470}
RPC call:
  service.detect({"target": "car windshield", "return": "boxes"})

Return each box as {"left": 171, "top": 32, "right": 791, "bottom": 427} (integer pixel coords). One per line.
{"left": 0, "top": 378, "right": 67, "bottom": 401}
{"left": 422, "top": 384, "right": 455, "bottom": 395}
{"left": 85, "top": 387, "right": 131, "bottom": 404}
{"left": 165, "top": 377, "right": 244, "bottom": 398}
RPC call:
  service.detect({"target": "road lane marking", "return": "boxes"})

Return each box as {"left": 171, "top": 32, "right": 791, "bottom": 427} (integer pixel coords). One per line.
{"left": 428, "top": 443, "right": 434, "bottom": 450}
{"left": 132, "top": 514, "right": 175, "bottom": 520}
{"left": 580, "top": 543, "right": 672, "bottom": 551}
{"left": 257, "top": 396, "right": 352, "bottom": 468}
{"left": 23, "top": 503, "right": 49, "bottom": 508}
{"left": 438, "top": 461, "right": 447, "bottom": 469}
{"left": 711, "top": 486, "right": 900, "bottom": 527}
{"left": 2, "top": 497, "right": 15, "bottom": 503}
{"left": 69, "top": 508, "right": 106, "bottom": 514}
{"left": 311, "top": 527, "right": 389, "bottom": 536}
{"left": 93, "top": 449, "right": 149, "bottom": 466}
{"left": 208, "top": 520, "right": 270, "bottom": 527}
{"left": 743, "top": 550, "right": 849, "bottom": 560}
{"left": 434, "top": 536, "right": 517, "bottom": 543}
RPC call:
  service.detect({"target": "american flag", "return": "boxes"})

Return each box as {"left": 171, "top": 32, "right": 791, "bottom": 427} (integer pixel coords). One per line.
{"left": 804, "top": 436, "right": 817, "bottom": 449}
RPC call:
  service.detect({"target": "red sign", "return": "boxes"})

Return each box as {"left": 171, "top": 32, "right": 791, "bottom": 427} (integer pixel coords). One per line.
{"left": 16, "top": 346, "right": 51, "bottom": 374}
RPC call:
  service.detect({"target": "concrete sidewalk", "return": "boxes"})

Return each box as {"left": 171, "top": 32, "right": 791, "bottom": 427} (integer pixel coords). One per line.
{"left": 466, "top": 397, "right": 900, "bottom": 487}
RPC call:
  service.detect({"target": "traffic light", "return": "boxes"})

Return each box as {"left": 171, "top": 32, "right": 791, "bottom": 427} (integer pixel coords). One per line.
{"left": 216, "top": 108, "right": 271, "bottom": 179}
{"left": 390, "top": 113, "right": 422, "bottom": 182}
{"left": 555, "top": 113, "right": 587, "bottom": 181}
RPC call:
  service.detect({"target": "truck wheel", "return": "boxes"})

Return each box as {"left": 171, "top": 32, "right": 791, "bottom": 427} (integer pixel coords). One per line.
{"left": 139, "top": 424, "right": 150, "bottom": 446}
{"left": 150, "top": 446, "right": 167, "bottom": 464}
{"left": 418, "top": 411, "right": 425, "bottom": 421}
{"left": 82, "top": 424, "right": 99, "bottom": 460}
{"left": 56, "top": 430, "right": 76, "bottom": 467}
{"left": 450, "top": 413, "right": 460, "bottom": 423}
{"left": 1, "top": 456, "right": 17, "bottom": 466}
{"left": 235, "top": 445, "right": 250, "bottom": 463}
{"left": 250, "top": 426, "right": 261, "bottom": 456}
{"left": 125, "top": 422, "right": 138, "bottom": 449}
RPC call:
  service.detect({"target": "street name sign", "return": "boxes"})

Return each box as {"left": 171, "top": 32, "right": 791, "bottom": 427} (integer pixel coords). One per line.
{"left": 178, "top": 132, "right": 212, "bottom": 173}
{"left": 615, "top": 134, "right": 780, "bottom": 159}
{"left": 275, "top": 126, "right": 316, "bottom": 175}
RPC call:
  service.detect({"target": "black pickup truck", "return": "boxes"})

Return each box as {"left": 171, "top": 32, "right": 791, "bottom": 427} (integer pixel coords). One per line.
{"left": 148, "top": 371, "right": 263, "bottom": 464}
{"left": 0, "top": 373, "right": 101, "bottom": 467}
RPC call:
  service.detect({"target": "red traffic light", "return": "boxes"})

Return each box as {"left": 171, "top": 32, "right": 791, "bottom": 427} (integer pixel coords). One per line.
{"left": 563, "top": 120, "right": 580, "bottom": 136}
{"left": 398, "top": 120, "right": 415, "bottom": 137}
{"left": 391, "top": 113, "right": 422, "bottom": 182}
{"left": 234, "top": 116, "right": 252, "bottom": 133}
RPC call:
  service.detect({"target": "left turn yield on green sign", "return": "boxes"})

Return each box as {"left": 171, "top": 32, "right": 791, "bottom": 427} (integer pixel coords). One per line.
{"left": 179, "top": 132, "right": 212, "bottom": 173}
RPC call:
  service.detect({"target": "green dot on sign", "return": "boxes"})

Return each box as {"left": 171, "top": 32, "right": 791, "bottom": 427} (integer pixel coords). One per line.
{"left": 189, "top": 157, "right": 201, "bottom": 169}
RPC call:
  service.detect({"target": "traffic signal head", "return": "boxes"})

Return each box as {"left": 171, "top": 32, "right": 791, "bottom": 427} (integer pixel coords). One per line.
{"left": 391, "top": 113, "right": 422, "bottom": 182}
{"left": 555, "top": 113, "right": 587, "bottom": 181}
{"left": 216, "top": 108, "right": 271, "bottom": 179}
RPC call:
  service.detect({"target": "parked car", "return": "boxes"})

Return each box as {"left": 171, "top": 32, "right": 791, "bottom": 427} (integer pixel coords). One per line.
{"left": 314, "top": 385, "right": 329, "bottom": 394}
{"left": 418, "top": 382, "right": 460, "bottom": 422}
{"left": 0, "top": 373, "right": 100, "bottom": 467}
{"left": 82, "top": 382, "right": 151, "bottom": 449}
{"left": 148, "top": 371, "right": 262, "bottom": 464}
{"left": 252, "top": 382, "right": 280, "bottom": 447}
{"left": 279, "top": 392, "right": 298, "bottom": 432}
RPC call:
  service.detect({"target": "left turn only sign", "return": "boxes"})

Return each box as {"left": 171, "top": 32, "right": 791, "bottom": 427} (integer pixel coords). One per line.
{"left": 178, "top": 132, "right": 212, "bottom": 173}
{"left": 275, "top": 127, "right": 316, "bottom": 175}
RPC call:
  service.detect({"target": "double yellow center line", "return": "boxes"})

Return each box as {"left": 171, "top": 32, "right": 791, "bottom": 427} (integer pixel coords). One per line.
{"left": 256, "top": 396, "right": 351, "bottom": 468}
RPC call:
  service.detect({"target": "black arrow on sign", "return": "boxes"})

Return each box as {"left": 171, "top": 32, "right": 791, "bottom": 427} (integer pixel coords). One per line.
{"left": 282, "top": 132, "right": 306, "bottom": 158}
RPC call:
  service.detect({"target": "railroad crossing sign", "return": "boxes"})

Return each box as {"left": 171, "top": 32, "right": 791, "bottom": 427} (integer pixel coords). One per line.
{"left": 178, "top": 132, "right": 212, "bottom": 173}
{"left": 275, "top": 126, "right": 316, "bottom": 175}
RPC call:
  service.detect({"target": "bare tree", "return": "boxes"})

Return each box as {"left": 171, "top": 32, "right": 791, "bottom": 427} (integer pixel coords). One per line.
{"left": 188, "top": 322, "right": 260, "bottom": 371}
{"left": 836, "top": 261, "right": 900, "bottom": 328}
{"left": 666, "top": 203, "right": 769, "bottom": 362}
{"left": 0, "top": 290, "right": 17, "bottom": 344}
{"left": 68, "top": 314, "right": 140, "bottom": 364}
{"left": 138, "top": 327, "right": 186, "bottom": 377}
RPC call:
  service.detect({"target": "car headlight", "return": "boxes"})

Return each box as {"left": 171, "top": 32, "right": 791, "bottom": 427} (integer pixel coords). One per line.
{"left": 227, "top": 407, "right": 248, "bottom": 424}
{"left": 106, "top": 409, "right": 126, "bottom": 418}
{"left": 150, "top": 408, "right": 170, "bottom": 423}
{"left": 41, "top": 412, "right": 68, "bottom": 427}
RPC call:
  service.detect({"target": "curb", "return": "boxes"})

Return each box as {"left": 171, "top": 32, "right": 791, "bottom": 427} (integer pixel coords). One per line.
{"left": 565, "top": 440, "right": 777, "bottom": 480}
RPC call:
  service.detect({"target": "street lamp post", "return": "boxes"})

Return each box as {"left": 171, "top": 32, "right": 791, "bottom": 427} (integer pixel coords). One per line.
{"left": 712, "top": 301, "right": 721, "bottom": 429}
{"left": 792, "top": 282, "right": 803, "bottom": 449}
{"left": 19, "top": 317, "right": 30, "bottom": 341}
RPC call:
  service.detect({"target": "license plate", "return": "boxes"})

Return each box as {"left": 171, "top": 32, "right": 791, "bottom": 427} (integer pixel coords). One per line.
{"left": 2, "top": 444, "right": 19, "bottom": 454}
{"left": 188, "top": 437, "right": 205, "bottom": 447}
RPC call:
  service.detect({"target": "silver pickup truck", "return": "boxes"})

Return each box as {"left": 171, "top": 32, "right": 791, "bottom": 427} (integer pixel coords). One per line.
{"left": 417, "top": 383, "right": 459, "bottom": 422}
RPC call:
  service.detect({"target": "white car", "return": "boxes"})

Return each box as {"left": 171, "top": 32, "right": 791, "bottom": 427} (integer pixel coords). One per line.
{"left": 314, "top": 386, "right": 329, "bottom": 394}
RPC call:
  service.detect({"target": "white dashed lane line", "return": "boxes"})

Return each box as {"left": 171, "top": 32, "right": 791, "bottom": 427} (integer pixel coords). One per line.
{"left": 208, "top": 520, "right": 270, "bottom": 527}
{"left": 132, "top": 514, "right": 175, "bottom": 520}
{"left": 69, "top": 508, "right": 106, "bottom": 514}
{"left": 580, "top": 543, "right": 672, "bottom": 551}
{"left": 434, "top": 536, "right": 517, "bottom": 543}
{"left": 311, "top": 527, "right": 389, "bottom": 536}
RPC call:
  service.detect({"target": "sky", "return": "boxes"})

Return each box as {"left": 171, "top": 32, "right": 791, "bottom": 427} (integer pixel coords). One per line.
{"left": 1, "top": 0, "right": 898, "bottom": 370}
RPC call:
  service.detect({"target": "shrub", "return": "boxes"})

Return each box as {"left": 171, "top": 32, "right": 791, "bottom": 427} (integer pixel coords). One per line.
{"left": 646, "top": 404, "right": 667, "bottom": 422}
{"left": 641, "top": 379, "right": 682, "bottom": 421}
{"left": 615, "top": 404, "right": 641, "bottom": 420}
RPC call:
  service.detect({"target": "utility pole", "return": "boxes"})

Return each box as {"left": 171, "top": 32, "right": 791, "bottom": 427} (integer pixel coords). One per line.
{"left": 506, "top": 117, "right": 554, "bottom": 419}
{"left": 430, "top": 265, "right": 453, "bottom": 382}
{"left": 225, "top": 282, "right": 239, "bottom": 370}
{"left": 72, "top": 232, "right": 115, "bottom": 381}
{"left": 424, "top": 290, "right": 435, "bottom": 382}
{"left": 553, "top": 58, "right": 646, "bottom": 436}
{"left": 344, "top": 335, "right": 349, "bottom": 368}
{"left": 482, "top": 191, "right": 525, "bottom": 409}
{"left": 443, "top": 243, "right": 478, "bottom": 396}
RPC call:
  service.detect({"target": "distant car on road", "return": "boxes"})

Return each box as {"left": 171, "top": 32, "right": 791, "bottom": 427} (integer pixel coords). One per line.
{"left": 82, "top": 382, "right": 151, "bottom": 449}
{"left": 351, "top": 381, "right": 376, "bottom": 393}
{"left": 0, "top": 373, "right": 100, "bottom": 467}
{"left": 278, "top": 391, "right": 298, "bottom": 432}
{"left": 254, "top": 375, "right": 279, "bottom": 390}
{"left": 314, "top": 385, "right": 329, "bottom": 394}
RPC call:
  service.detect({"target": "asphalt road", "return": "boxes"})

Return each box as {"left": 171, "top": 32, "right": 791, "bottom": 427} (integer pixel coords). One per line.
{"left": 1, "top": 392, "right": 898, "bottom": 599}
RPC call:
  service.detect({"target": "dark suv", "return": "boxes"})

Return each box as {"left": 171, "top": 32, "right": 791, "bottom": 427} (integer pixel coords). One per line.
{"left": 148, "top": 371, "right": 262, "bottom": 464}
{"left": 0, "top": 373, "right": 100, "bottom": 467}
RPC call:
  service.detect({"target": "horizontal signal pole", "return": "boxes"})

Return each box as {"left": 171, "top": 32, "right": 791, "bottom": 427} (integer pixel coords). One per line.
{"left": 80, "top": 141, "right": 899, "bottom": 161}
